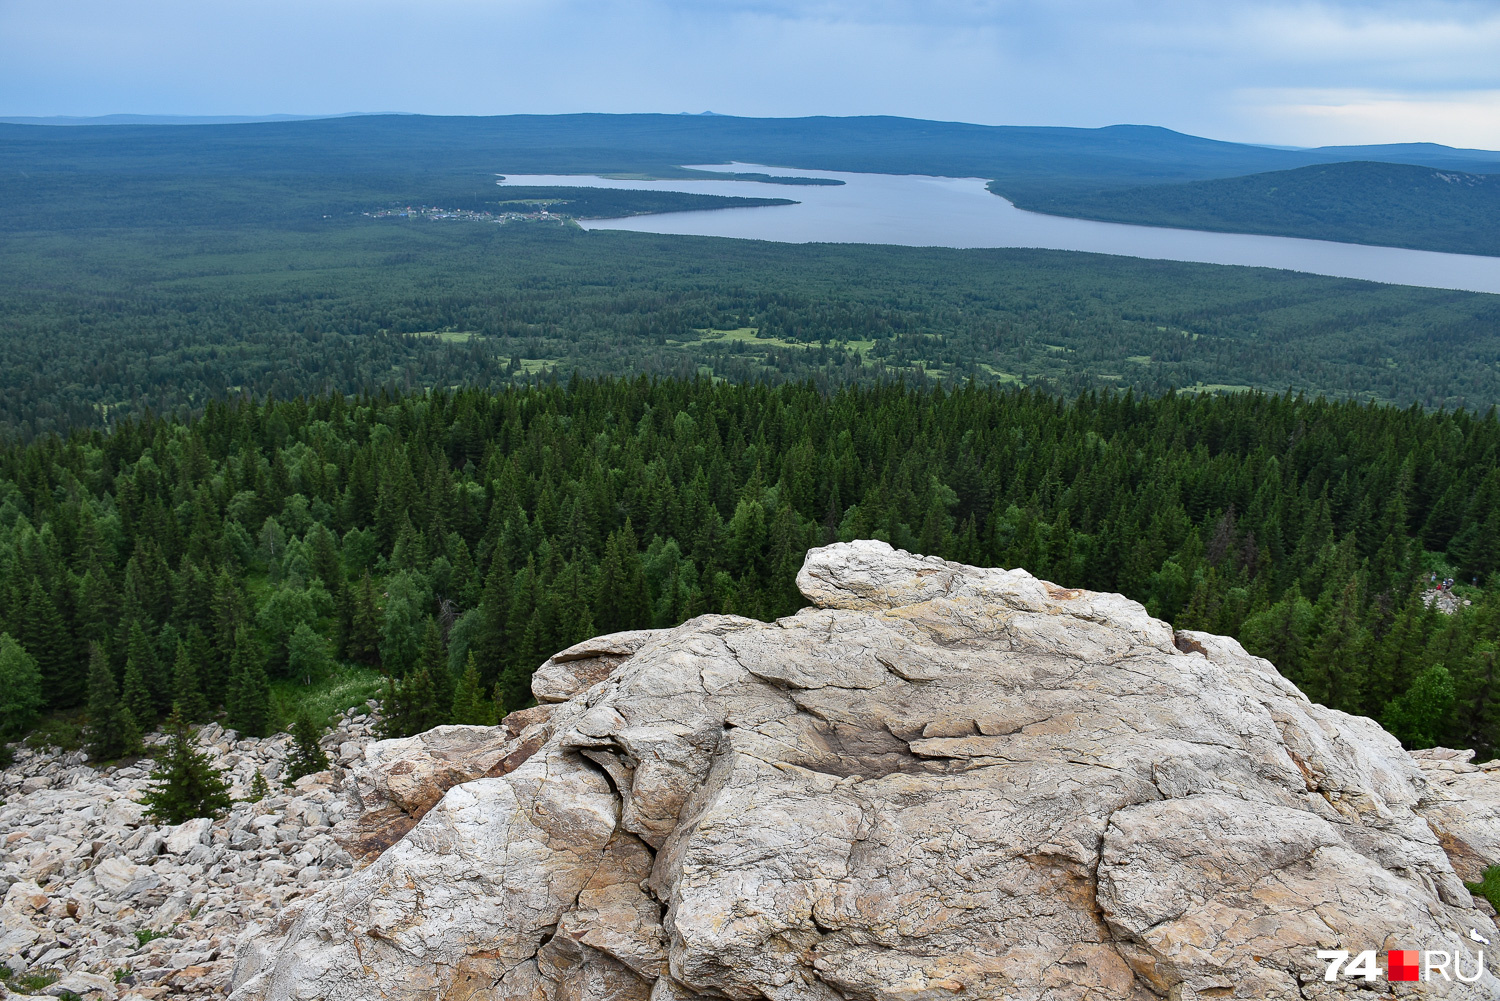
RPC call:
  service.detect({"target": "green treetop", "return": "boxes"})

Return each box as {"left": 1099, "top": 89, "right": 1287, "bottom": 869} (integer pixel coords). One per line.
{"left": 140, "top": 707, "right": 233, "bottom": 824}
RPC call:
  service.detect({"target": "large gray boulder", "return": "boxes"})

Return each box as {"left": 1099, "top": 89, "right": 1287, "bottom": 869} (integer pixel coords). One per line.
{"left": 230, "top": 541, "right": 1500, "bottom": 1000}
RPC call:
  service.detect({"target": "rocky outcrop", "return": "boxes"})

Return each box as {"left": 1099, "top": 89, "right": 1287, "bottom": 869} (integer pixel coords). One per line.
{"left": 1412, "top": 747, "right": 1500, "bottom": 883}
{"left": 230, "top": 541, "right": 1500, "bottom": 1000}
{"left": 530, "top": 630, "right": 667, "bottom": 704}
{"left": 0, "top": 709, "right": 380, "bottom": 999}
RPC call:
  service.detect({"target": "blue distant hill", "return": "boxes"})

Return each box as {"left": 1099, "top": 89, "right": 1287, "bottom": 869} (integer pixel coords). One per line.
{"left": 2, "top": 113, "right": 1497, "bottom": 253}
{"left": 1011, "top": 161, "right": 1500, "bottom": 257}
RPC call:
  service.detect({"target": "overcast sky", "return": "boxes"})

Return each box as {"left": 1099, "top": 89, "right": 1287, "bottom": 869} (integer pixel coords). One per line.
{"left": 3, "top": 0, "right": 1498, "bottom": 148}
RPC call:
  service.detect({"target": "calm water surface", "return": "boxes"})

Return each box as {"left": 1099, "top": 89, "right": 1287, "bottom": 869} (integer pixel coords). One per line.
{"left": 498, "top": 163, "right": 1500, "bottom": 295}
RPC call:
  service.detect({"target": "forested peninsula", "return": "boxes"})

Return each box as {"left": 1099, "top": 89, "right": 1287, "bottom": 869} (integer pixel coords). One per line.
{"left": 2, "top": 380, "right": 1496, "bottom": 763}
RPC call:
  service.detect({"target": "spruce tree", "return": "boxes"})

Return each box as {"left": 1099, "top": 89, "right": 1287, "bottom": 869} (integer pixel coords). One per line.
{"left": 419, "top": 617, "right": 453, "bottom": 716}
{"left": 23, "top": 579, "right": 78, "bottom": 709}
{"left": 595, "top": 524, "right": 650, "bottom": 633}
{"left": 379, "top": 667, "right": 443, "bottom": 738}
{"left": 121, "top": 652, "right": 156, "bottom": 734}
{"left": 185, "top": 624, "right": 221, "bottom": 706}
{"left": 1306, "top": 579, "right": 1368, "bottom": 712}
{"left": 124, "top": 619, "right": 168, "bottom": 715}
{"left": 225, "top": 627, "right": 271, "bottom": 738}
{"left": 347, "top": 571, "right": 383, "bottom": 667}
{"left": 171, "top": 641, "right": 211, "bottom": 723}
{"left": 247, "top": 768, "right": 270, "bottom": 803}
{"left": 404, "top": 668, "right": 441, "bottom": 733}
{"left": 210, "top": 569, "right": 247, "bottom": 691}
{"left": 307, "top": 522, "right": 343, "bottom": 591}
{"left": 452, "top": 653, "right": 495, "bottom": 726}
{"left": 377, "top": 674, "right": 407, "bottom": 738}
{"left": 471, "top": 561, "right": 512, "bottom": 689}
{"left": 85, "top": 642, "right": 134, "bottom": 760}
{"left": 284, "top": 713, "right": 330, "bottom": 785}
{"left": 140, "top": 707, "right": 233, "bottom": 824}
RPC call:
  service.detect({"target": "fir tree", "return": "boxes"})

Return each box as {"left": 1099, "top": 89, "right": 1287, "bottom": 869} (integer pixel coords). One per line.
{"left": 225, "top": 627, "right": 271, "bottom": 738}
{"left": 140, "top": 707, "right": 233, "bottom": 824}
{"left": 347, "top": 571, "right": 383, "bottom": 667}
{"left": 451, "top": 653, "right": 495, "bottom": 726}
{"left": 379, "top": 667, "right": 443, "bottom": 738}
{"left": 121, "top": 651, "right": 156, "bottom": 734}
{"left": 171, "top": 641, "right": 211, "bottom": 723}
{"left": 595, "top": 523, "right": 650, "bottom": 633}
{"left": 246, "top": 768, "right": 270, "bottom": 803}
{"left": 124, "top": 619, "right": 168, "bottom": 716}
{"left": 284, "top": 713, "right": 330, "bottom": 785}
{"left": 419, "top": 617, "right": 453, "bottom": 713}
{"left": 1306, "top": 579, "right": 1368, "bottom": 712}
{"left": 85, "top": 642, "right": 134, "bottom": 760}
{"left": 22, "top": 579, "right": 78, "bottom": 709}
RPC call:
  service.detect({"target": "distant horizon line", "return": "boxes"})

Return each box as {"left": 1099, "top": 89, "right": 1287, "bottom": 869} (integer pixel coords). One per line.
{"left": 3, "top": 111, "right": 1498, "bottom": 156}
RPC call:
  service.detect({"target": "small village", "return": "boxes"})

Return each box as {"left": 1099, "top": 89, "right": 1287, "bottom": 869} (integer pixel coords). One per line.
{"left": 363, "top": 205, "right": 568, "bottom": 225}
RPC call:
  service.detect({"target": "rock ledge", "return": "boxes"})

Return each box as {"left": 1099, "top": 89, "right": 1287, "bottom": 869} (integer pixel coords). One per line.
{"left": 231, "top": 541, "right": 1500, "bottom": 1000}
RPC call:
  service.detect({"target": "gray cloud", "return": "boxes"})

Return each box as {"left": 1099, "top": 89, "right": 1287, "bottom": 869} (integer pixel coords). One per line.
{"left": 1, "top": 0, "right": 1497, "bottom": 146}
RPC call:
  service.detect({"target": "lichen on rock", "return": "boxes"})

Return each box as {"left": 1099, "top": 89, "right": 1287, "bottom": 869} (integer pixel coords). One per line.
{"left": 229, "top": 540, "right": 1500, "bottom": 1000}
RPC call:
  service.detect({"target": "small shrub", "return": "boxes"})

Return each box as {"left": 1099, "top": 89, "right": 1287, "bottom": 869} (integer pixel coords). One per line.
{"left": 17, "top": 971, "right": 59, "bottom": 992}
{"left": 283, "top": 713, "right": 330, "bottom": 786}
{"left": 1466, "top": 864, "right": 1500, "bottom": 913}
{"left": 134, "top": 927, "right": 168, "bottom": 947}
{"left": 24, "top": 717, "right": 82, "bottom": 752}
{"left": 246, "top": 768, "right": 270, "bottom": 802}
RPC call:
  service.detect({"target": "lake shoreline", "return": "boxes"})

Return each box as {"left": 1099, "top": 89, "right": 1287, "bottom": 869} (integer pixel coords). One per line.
{"left": 496, "top": 163, "right": 1500, "bottom": 295}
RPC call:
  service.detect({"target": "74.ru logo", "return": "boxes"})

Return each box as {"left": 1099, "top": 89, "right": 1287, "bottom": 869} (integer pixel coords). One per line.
{"left": 1317, "top": 948, "right": 1486, "bottom": 982}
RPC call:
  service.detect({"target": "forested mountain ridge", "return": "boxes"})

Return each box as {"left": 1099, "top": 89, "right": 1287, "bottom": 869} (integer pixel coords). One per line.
{"left": 2, "top": 381, "right": 1498, "bottom": 759}
{"left": 1006, "top": 161, "right": 1500, "bottom": 257}
{"left": 6, "top": 115, "right": 1497, "bottom": 197}
{"left": 6, "top": 115, "right": 1500, "bottom": 252}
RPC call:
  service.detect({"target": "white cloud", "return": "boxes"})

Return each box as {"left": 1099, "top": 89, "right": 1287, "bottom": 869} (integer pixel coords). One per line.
{"left": 0, "top": 0, "right": 1498, "bottom": 147}
{"left": 1239, "top": 88, "right": 1500, "bottom": 147}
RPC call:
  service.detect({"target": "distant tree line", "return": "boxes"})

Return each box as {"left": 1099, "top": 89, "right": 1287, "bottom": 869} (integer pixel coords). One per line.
{"left": 1, "top": 379, "right": 1499, "bottom": 755}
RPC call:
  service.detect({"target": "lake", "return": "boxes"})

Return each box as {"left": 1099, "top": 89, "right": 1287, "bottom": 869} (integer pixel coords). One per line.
{"left": 497, "top": 163, "right": 1500, "bottom": 295}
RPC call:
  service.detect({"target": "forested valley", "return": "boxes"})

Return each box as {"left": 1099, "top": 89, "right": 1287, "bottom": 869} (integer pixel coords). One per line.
{"left": 2, "top": 380, "right": 1498, "bottom": 764}
{"left": 8, "top": 220, "right": 1500, "bottom": 441}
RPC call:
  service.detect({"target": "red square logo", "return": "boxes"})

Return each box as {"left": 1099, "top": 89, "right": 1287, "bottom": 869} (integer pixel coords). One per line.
{"left": 1388, "top": 949, "right": 1420, "bottom": 982}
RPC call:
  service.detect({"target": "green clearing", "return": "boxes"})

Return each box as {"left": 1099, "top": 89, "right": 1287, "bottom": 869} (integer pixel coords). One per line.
{"left": 413, "top": 330, "right": 477, "bottom": 343}
{"left": 1185, "top": 382, "right": 1255, "bottom": 393}
{"left": 268, "top": 668, "right": 385, "bottom": 731}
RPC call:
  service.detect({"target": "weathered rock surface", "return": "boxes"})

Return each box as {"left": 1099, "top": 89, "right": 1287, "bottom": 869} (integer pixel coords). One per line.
{"left": 530, "top": 630, "right": 668, "bottom": 704}
{"left": 0, "top": 709, "right": 380, "bottom": 999}
{"left": 231, "top": 541, "right": 1500, "bottom": 999}
{"left": 1412, "top": 747, "right": 1500, "bottom": 883}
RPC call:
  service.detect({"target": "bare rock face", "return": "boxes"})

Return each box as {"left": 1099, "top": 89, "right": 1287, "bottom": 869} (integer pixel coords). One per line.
{"left": 531, "top": 630, "right": 669, "bottom": 703}
{"left": 231, "top": 541, "right": 1500, "bottom": 1000}
{"left": 1412, "top": 747, "right": 1500, "bottom": 884}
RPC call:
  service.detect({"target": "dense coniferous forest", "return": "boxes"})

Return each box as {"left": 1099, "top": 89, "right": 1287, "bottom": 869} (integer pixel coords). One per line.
{"left": 7, "top": 221, "right": 1500, "bottom": 440}
{"left": 2, "top": 380, "right": 1498, "bottom": 758}
{"left": 1009, "top": 162, "right": 1500, "bottom": 257}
